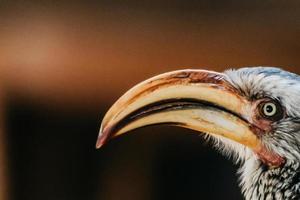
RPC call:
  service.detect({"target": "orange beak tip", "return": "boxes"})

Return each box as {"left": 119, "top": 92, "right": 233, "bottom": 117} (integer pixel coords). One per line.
{"left": 95, "top": 139, "right": 104, "bottom": 149}
{"left": 95, "top": 132, "right": 107, "bottom": 149}
{"left": 95, "top": 126, "right": 114, "bottom": 149}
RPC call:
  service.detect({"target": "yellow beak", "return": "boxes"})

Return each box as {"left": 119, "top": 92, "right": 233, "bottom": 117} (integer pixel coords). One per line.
{"left": 96, "top": 69, "right": 261, "bottom": 152}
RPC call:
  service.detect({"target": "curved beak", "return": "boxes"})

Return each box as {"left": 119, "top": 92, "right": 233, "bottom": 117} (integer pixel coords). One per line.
{"left": 96, "top": 69, "right": 261, "bottom": 151}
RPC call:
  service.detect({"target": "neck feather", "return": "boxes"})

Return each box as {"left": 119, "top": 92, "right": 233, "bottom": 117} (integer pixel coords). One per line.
{"left": 239, "top": 158, "right": 300, "bottom": 200}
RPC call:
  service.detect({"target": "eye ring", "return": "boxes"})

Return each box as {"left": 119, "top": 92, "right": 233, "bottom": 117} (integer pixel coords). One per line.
{"left": 263, "top": 102, "right": 277, "bottom": 116}
{"left": 258, "top": 100, "right": 284, "bottom": 121}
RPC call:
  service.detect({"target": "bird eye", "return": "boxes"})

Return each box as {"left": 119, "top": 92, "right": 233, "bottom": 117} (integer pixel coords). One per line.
{"left": 258, "top": 100, "right": 283, "bottom": 121}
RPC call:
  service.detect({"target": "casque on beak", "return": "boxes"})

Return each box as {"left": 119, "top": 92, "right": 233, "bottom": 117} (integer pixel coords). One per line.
{"left": 96, "top": 69, "right": 261, "bottom": 152}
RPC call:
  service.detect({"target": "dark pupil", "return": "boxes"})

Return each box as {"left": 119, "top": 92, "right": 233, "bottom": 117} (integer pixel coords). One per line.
{"left": 266, "top": 105, "right": 273, "bottom": 113}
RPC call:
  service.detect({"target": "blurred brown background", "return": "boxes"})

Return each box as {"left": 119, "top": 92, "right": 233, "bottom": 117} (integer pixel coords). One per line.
{"left": 0, "top": 0, "right": 299, "bottom": 199}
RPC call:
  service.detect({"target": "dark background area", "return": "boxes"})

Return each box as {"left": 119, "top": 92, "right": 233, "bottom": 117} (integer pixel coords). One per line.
{"left": 7, "top": 103, "right": 240, "bottom": 200}
{"left": 0, "top": 0, "right": 300, "bottom": 200}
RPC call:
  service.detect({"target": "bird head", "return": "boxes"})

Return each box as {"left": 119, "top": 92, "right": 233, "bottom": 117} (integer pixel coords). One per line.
{"left": 97, "top": 67, "right": 300, "bottom": 199}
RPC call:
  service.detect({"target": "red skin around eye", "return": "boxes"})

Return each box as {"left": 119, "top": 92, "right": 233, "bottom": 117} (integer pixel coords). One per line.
{"left": 249, "top": 99, "right": 286, "bottom": 168}
{"left": 250, "top": 99, "right": 283, "bottom": 133}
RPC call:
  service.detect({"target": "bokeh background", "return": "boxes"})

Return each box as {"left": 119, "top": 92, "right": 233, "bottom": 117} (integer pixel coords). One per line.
{"left": 0, "top": 0, "right": 300, "bottom": 199}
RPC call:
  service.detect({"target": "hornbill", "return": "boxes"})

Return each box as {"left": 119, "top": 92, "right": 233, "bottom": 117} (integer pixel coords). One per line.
{"left": 96, "top": 67, "right": 300, "bottom": 199}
